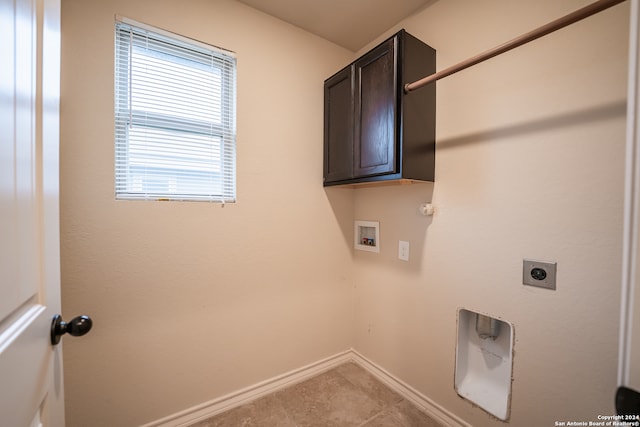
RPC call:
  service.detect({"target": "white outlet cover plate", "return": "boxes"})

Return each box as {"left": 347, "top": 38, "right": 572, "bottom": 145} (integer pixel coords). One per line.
{"left": 398, "top": 241, "right": 409, "bottom": 261}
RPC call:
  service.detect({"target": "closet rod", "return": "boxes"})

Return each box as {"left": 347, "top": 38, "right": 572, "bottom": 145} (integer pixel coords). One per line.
{"left": 404, "top": 0, "right": 626, "bottom": 93}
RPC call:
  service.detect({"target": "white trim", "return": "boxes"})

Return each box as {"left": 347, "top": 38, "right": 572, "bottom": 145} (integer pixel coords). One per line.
{"left": 114, "top": 14, "right": 236, "bottom": 58}
{"left": 620, "top": 0, "right": 640, "bottom": 389}
{"left": 350, "top": 350, "right": 471, "bottom": 427}
{"left": 140, "top": 351, "right": 352, "bottom": 427}
{"left": 141, "top": 349, "right": 469, "bottom": 427}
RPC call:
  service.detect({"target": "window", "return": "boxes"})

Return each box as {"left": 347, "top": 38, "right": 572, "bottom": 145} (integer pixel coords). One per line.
{"left": 114, "top": 18, "right": 236, "bottom": 202}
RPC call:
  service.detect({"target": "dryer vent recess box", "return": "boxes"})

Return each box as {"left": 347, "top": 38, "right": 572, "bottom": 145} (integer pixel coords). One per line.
{"left": 323, "top": 29, "right": 436, "bottom": 188}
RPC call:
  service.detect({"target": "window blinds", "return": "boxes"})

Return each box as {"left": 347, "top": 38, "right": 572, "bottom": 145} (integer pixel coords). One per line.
{"left": 114, "top": 18, "right": 236, "bottom": 202}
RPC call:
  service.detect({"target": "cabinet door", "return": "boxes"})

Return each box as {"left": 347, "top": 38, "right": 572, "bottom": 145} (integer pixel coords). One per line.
{"left": 324, "top": 66, "right": 354, "bottom": 183}
{"left": 354, "top": 37, "right": 397, "bottom": 177}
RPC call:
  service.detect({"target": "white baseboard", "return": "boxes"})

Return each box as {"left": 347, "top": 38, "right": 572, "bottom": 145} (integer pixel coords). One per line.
{"left": 140, "top": 350, "right": 353, "bottom": 427}
{"left": 141, "top": 349, "right": 468, "bottom": 427}
{"left": 349, "top": 349, "right": 471, "bottom": 427}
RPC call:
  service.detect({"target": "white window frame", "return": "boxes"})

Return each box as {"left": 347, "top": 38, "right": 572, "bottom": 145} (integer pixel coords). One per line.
{"left": 114, "top": 16, "right": 236, "bottom": 202}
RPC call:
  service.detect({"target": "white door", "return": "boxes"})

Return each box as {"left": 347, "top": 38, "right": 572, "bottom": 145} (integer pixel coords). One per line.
{"left": 0, "top": 0, "right": 65, "bottom": 425}
{"left": 620, "top": 0, "right": 640, "bottom": 412}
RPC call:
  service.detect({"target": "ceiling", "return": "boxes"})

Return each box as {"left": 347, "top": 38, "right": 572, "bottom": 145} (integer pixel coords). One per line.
{"left": 236, "top": 0, "right": 434, "bottom": 52}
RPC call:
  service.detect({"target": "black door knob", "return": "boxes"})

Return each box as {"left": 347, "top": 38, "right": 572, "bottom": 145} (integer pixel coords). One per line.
{"left": 51, "top": 314, "right": 93, "bottom": 345}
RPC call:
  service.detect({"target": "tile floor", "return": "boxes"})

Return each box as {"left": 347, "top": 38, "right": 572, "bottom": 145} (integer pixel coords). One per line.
{"left": 190, "top": 362, "right": 445, "bottom": 427}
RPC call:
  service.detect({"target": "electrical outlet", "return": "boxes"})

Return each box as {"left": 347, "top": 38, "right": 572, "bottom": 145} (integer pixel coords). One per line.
{"left": 523, "top": 259, "right": 557, "bottom": 290}
{"left": 398, "top": 241, "right": 410, "bottom": 261}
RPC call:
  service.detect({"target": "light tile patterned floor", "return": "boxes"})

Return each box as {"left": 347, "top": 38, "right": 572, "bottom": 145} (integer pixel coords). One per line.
{"left": 190, "top": 362, "right": 445, "bottom": 427}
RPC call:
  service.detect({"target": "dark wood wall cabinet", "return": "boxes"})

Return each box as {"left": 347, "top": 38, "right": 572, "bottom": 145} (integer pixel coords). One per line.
{"left": 323, "top": 30, "right": 436, "bottom": 187}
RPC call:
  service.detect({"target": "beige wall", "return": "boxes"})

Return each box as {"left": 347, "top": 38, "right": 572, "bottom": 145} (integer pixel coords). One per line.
{"left": 60, "top": 1, "right": 354, "bottom": 425}
{"left": 352, "top": 0, "right": 629, "bottom": 425}
{"left": 61, "top": 0, "right": 631, "bottom": 426}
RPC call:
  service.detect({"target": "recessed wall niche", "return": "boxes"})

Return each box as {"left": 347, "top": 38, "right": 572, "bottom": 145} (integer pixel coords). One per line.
{"left": 354, "top": 220, "right": 380, "bottom": 253}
